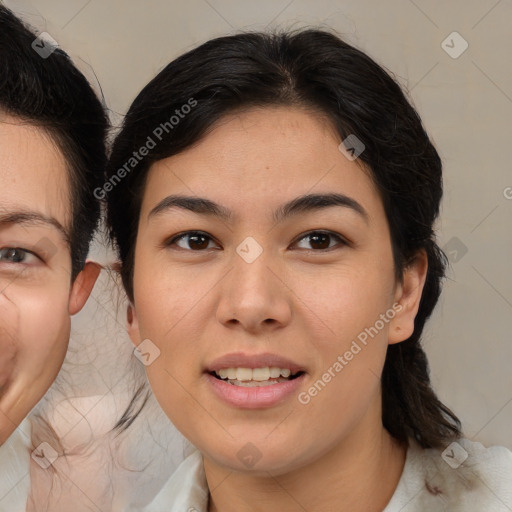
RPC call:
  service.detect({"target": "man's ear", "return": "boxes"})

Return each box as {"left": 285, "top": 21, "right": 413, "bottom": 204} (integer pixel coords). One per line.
{"left": 68, "top": 261, "right": 102, "bottom": 315}
{"left": 126, "top": 303, "right": 142, "bottom": 348}
{"left": 388, "top": 249, "right": 428, "bottom": 345}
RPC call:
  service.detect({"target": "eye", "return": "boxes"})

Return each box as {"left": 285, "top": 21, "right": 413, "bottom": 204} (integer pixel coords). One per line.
{"left": 292, "top": 231, "right": 348, "bottom": 251}
{"left": 165, "top": 231, "right": 219, "bottom": 251}
{"left": 0, "top": 247, "right": 39, "bottom": 264}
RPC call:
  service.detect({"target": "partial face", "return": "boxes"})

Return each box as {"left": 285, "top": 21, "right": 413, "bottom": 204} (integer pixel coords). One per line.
{"left": 129, "top": 107, "right": 421, "bottom": 475}
{"left": 0, "top": 114, "right": 97, "bottom": 444}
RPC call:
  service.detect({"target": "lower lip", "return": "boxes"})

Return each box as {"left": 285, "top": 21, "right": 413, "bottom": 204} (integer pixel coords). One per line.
{"left": 205, "top": 373, "right": 306, "bottom": 409}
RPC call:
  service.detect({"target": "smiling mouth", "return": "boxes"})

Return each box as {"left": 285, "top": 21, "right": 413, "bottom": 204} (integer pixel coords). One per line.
{"left": 209, "top": 367, "right": 305, "bottom": 387}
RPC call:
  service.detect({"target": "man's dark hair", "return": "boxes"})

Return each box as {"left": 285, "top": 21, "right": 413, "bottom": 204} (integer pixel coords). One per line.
{"left": 106, "top": 28, "right": 462, "bottom": 449}
{"left": 0, "top": 5, "right": 108, "bottom": 279}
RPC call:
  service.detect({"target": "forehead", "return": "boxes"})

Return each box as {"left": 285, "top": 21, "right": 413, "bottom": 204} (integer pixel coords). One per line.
{"left": 143, "top": 107, "right": 383, "bottom": 224}
{"left": 0, "top": 115, "right": 71, "bottom": 234}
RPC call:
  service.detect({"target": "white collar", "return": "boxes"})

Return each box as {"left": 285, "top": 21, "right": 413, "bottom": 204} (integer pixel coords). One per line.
{"left": 142, "top": 438, "right": 512, "bottom": 512}
{"left": 0, "top": 418, "right": 32, "bottom": 511}
{"left": 142, "top": 449, "right": 208, "bottom": 512}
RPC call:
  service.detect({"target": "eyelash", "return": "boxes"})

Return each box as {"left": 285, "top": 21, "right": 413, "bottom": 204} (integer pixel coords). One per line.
{"left": 164, "top": 230, "right": 349, "bottom": 252}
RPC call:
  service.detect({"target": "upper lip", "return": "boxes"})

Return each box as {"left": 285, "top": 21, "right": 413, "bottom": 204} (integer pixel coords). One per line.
{"left": 205, "top": 352, "right": 305, "bottom": 374}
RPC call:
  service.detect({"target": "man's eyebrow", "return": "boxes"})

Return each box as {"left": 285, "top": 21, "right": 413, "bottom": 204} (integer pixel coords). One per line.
{"left": 0, "top": 209, "right": 70, "bottom": 244}
{"left": 148, "top": 193, "right": 369, "bottom": 224}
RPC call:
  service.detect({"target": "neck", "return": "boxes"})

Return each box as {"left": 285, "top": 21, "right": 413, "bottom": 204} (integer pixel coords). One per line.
{"left": 205, "top": 419, "right": 407, "bottom": 512}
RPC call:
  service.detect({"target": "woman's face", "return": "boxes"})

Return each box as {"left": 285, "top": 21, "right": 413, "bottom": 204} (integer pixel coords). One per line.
{"left": 0, "top": 115, "right": 98, "bottom": 444}
{"left": 129, "top": 106, "right": 426, "bottom": 475}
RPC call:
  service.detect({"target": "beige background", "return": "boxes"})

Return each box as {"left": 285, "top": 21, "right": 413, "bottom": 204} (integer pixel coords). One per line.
{"left": 6, "top": 0, "right": 512, "bottom": 467}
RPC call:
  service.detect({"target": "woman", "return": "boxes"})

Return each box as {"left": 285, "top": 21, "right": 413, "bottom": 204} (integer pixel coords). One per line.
{"left": 106, "top": 29, "right": 512, "bottom": 511}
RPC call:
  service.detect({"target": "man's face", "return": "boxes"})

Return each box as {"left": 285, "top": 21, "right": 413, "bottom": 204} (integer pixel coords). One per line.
{"left": 0, "top": 114, "right": 99, "bottom": 444}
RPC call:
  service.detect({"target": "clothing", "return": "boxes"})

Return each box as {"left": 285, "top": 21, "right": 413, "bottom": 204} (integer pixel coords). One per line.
{"left": 0, "top": 397, "right": 188, "bottom": 512}
{"left": 141, "top": 438, "right": 512, "bottom": 512}
{"left": 0, "top": 418, "right": 31, "bottom": 512}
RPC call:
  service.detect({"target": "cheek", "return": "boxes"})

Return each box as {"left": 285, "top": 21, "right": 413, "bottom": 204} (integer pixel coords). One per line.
{"left": 294, "top": 266, "right": 394, "bottom": 423}
{"left": 0, "top": 296, "right": 19, "bottom": 388}
{"left": 0, "top": 282, "right": 70, "bottom": 444}
{"left": 133, "top": 261, "right": 217, "bottom": 349}
{"left": 295, "top": 263, "right": 395, "bottom": 345}
{"left": 132, "top": 267, "right": 217, "bottom": 424}
{"left": 7, "top": 286, "right": 70, "bottom": 384}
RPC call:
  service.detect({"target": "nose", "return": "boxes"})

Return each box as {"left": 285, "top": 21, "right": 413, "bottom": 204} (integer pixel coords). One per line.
{"left": 215, "top": 247, "right": 292, "bottom": 334}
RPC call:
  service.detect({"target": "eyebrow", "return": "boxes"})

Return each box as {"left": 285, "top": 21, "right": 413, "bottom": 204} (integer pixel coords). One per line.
{"left": 0, "top": 208, "right": 70, "bottom": 245}
{"left": 148, "top": 192, "right": 369, "bottom": 225}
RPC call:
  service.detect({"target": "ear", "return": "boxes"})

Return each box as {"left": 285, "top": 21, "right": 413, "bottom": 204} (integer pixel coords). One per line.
{"left": 126, "top": 303, "right": 142, "bottom": 348}
{"left": 388, "top": 249, "right": 428, "bottom": 345}
{"left": 68, "top": 261, "right": 102, "bottom": 315}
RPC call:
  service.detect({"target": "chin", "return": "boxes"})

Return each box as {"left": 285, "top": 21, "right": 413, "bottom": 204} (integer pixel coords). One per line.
{"left": 201, "top": 436, "right": 307, "bottom": 476}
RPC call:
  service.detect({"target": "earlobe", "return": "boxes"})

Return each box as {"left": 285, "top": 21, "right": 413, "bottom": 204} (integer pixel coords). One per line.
{"left": 126, "top": 303, "right": 142, "bottom": 347}
{"left": 388, "top": 250, "right": 428, "bottom": 345}
{"left": 68, "top": 261, "right": 102, "bottom": 315}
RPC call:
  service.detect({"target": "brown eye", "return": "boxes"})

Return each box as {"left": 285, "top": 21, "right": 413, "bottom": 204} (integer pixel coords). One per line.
{"left": 293, "top": 231, "right": 347, "bottom": 251}
{"left": 166, "top": 231, "right": 218, "bottom": 251}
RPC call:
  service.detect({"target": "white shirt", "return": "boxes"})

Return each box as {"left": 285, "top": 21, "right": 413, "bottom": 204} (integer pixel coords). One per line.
{"left": 0, "top": 398, "right": 188, "bottom": 512}
{"left": 142, "top": 438, "right": 512, "bottom": 512}
{"left": 0, "top": 418, "right": 31, "bottom": 512}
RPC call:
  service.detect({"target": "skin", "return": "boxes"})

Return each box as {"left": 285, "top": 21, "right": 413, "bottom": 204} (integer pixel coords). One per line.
{"left": 127, "top": 106, "right": 428, "bottom": 512}
{"left": 0, "top": 113, "right": 99, "bottom": 446}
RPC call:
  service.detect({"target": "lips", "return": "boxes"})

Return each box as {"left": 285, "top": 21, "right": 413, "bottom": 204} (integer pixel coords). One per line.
{"left": 204, "top": 352, "right": 306, "bottom": 408}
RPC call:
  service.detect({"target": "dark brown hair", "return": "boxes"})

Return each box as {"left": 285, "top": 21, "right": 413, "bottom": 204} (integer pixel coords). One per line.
{"left": 0, "top": 5, "right": 108, "bottom": 278}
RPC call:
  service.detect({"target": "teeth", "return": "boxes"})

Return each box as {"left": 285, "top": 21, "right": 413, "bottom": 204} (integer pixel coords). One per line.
{"left": 236, "top": 368, "right": 253, "bottom": 381}
{"left": 252, "top": 367, "right": 270, "bottom": 381}
{"left": 269, "top": 367, "right": 281, "bottom": 378}
{"left": 232, "top": 379, "right": 287, "bottom": 387}
{"left": 218, "top": 369, "right": 229, "bottom": 379}
{"left": 214, "top": 367, "right": 296, "bottom": 382}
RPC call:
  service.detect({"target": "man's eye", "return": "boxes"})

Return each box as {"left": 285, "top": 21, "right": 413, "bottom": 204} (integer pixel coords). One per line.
{"left": 293, "top": 231, "right": 348, "bottom": 251}
{"left": 166, "top": 232, "right": 219, "bottom": 251}
{"left": 0, "top": 248, "right": 38, "bottom": 264}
